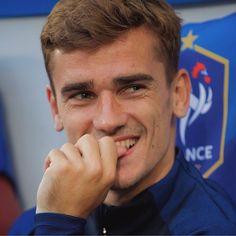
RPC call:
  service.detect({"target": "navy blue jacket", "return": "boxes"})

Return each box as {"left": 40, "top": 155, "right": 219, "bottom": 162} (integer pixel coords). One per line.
{"left": 9, "top": 150, "right": 236, "bottom": 235}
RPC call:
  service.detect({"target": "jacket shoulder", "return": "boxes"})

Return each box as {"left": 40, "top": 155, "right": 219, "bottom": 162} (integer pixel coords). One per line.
{"left": 169, "top": 157, "right": 236, "bottom": 234}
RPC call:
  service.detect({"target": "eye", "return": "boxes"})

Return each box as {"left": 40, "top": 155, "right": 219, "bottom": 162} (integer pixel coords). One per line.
{"left": 70, "top": 91, "right": 95, "bottom": 100}
{"left": 125, "top": 84, "right": 145, "bottom": 93}
{"left": 128, "top": 85, "right": 141, "bottom": 92}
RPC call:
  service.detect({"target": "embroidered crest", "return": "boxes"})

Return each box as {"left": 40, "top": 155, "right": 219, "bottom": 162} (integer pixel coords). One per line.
{"left": 177, "top": 30, "right": 229, "bottom": 177}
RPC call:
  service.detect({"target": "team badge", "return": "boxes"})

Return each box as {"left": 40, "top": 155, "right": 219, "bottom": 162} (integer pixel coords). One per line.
{"left": 176, "top": 30, "right": 229, "bottom": 177}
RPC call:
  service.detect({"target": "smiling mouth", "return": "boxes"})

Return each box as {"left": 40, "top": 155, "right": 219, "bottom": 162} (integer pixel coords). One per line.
{"left": 115, "top": 138, "right": 138, "bottom": 150}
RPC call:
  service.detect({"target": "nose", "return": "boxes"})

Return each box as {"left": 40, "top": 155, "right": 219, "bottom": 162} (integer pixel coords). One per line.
{"left": 93, "top": 91, "right": 127, "bottom": 135}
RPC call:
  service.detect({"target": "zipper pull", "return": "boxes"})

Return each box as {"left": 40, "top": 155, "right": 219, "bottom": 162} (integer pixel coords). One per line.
{"left": 102, "top": 227, "right": 107, "bottom": 235}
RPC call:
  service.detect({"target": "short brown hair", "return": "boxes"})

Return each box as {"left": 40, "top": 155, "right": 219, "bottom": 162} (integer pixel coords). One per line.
{"left": 41, "top": 0, "right": 182, "bottom": 90}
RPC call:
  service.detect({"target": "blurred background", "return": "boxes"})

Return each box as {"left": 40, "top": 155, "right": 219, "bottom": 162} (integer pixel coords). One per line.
{"left": 0, "top": 0, "right": 236, "bottom": 233}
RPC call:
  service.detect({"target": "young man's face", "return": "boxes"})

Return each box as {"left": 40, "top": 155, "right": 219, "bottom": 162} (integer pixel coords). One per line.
{"left": 48, "top": 27, "right": 188, "bottom": 194}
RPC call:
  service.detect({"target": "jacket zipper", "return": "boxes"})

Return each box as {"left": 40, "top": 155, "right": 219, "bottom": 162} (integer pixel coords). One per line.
{"left": 102, "top": 226, "right": 107, "bottom": 235}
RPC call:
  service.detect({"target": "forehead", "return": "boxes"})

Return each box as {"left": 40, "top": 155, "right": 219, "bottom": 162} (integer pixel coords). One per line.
{"left": 50, "top": 27, "right": 165, "bottom": 89}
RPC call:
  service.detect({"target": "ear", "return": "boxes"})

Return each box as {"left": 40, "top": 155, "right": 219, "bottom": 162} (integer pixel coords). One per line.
{"left": 46, "top": 86, "right": 64, "bottom": 132}
{"left": 172, "top": 69, "right": 191, "bottom": 118}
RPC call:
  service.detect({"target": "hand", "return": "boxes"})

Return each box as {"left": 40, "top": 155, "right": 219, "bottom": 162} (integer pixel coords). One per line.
{"left": 36, "top": 134, "right": 118, "bottom": 218}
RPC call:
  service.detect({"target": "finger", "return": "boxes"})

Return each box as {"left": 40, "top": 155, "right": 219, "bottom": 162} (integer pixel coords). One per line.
{"left": 44, "top": 149, "right": 67, "bottom": 172}
{"left": 98, "top": 136, "right": 118, "bottom": 180}
{"left": 60, "top": 143, "right": 82, "bottom": 164}
{"left": 116, "top": 145, "right": 127, "bottom": 158}
{"left": 75, "top": 134, "right": 101, "bottom": 170}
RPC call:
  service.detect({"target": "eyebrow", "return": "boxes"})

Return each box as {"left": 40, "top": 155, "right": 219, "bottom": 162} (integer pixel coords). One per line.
{"left": 61, "top": 80, "right": 94, "bottom": 95}
{"left": 113, "top": 73, "right": 154, "bottom": 86}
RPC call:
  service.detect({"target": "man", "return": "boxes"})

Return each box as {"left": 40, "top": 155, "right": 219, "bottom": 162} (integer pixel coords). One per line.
{"left": 9, "top": 0, "right": 236, "bottom": 235}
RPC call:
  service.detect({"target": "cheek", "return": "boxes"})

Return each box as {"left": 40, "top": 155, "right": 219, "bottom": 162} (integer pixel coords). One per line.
{"left": 145, "top": 100, "right": 172, "bottom": 156}
{"left": 62, "top": 108, "right": 94, "bottom": 143}
{"left": 147, "top": 114, "right": 161, "bottom": 151}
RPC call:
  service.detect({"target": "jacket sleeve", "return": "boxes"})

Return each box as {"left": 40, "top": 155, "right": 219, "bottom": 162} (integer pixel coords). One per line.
{"left": 34, "top": 213, "right": 86, "bottom": 235}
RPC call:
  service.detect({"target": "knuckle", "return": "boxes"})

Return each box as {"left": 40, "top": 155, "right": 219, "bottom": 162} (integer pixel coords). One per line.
{"left": 74, "top": 162, "right": 85, "bottom": 173}
{"left": 78, "top": 134, "right": 90, "bottom": 144}
{"left": 93, "top": 165, "right": 103, "bottom": 177}
{"left": 99, "top": 136, "right": 113, "bottom": 144}
{"left": 57, "top": 161, "right": 70, "bottom": 173}
{"left": 77, "top": 134, "right": 96, "bottom": 146}
{"left": 61, "top": 143, "right": 73, "bottom": 151}
{"left": 88, "top": 164, "right": 103, "bottom": 179}
{"left": 48, "top": 149, "right": 59, "bottom": 157}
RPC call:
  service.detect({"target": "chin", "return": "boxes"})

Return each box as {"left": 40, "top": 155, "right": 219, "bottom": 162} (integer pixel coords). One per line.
{"left": 110, "top": 171, "right": 143, "bottom": 192}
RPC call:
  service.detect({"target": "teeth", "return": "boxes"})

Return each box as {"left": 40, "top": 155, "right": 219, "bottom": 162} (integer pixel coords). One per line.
{"left": 116, "top": 138, "right": 137, "bottom": 149}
